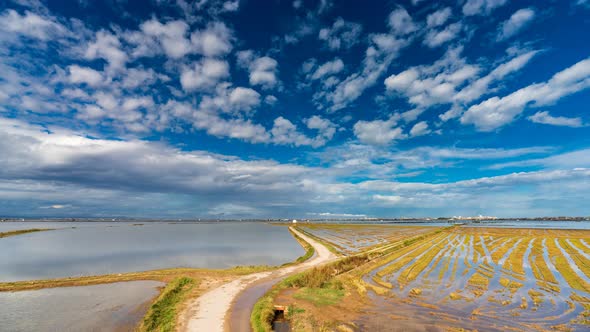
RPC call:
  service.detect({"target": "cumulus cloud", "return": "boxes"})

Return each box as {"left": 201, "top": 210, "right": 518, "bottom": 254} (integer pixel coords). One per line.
{"left": 353, "top": 115, "right": 405, "bottom": 145}
{"left": 318, "top": 18, "right": 362, "bottom": 50}
{"left": 228, "top": 87, "right": 261, "bottom": 112}
{"left": 270, "top": 116, "right": 338, "bottom": 147}
{"left": 139, "top": 18, "right": 191, "bottom": 59}
{"left": 237, "top": 50, "right": 279, "bottom": 89}
{"left": 461, "top": 57, "right": 590, "bottom": 131}
{"left": 388, "top": 7, "right": 418, "bottom": 36}
{"left": 191, "top": 22, "right": 233, "bottom": 57}
{"left": 85, "top": 30, "right": 127, "bottom": 71}
{"left": 497, "top": 8, "right": 535, "bottom": 41}
{"left": 180, "top": 58, "right": 230, "bottom": 92}
{"left": 528, "top": 111, "right": 584, "bottom": 128}
{"left": 68, "top": 65, "right": 104, "bottom": 87}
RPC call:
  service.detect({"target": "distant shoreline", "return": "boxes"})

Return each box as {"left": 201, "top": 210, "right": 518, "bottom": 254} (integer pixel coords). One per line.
{"left": 1, "top": 217, "right": 589, "bottom": 223}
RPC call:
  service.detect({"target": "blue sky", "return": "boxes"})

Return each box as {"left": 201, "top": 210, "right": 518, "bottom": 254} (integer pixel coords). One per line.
{"left": 1, "top": 0, "right": 589, "bottom": 218}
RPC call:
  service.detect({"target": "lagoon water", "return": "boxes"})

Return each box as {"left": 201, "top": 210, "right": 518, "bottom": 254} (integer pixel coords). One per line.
{"left": 0, "top": 222, "right": 304, "bottom": 281}
{"left": 465, "top": 220, "right": 590, "bottom": 229}
{"left": 0, "top": 281, "right": 162, "bottom": 332}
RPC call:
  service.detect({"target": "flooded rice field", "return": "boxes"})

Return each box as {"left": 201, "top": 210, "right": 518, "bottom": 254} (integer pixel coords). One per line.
{"left": 0, "top": 222, "right": 303, "bottom": 281}
{"left": 0, "top": 281, "right": 162, "bottom": 332}
{"left": 357, "top": 227, "right": 590, "bottom": 331}
{"left": 299, "top": 224, "right": 438, "bottom": 255}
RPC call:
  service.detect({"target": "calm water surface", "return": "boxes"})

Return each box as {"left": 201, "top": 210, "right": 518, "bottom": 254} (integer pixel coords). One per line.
{"left": 0, "top": 281, "right": 162, "bottom": 332}
{"left": 465, "top": 220, "right": 590, "bottom": 229}
{"left": 0, "top": 222, "right": 303, "bottom": 281}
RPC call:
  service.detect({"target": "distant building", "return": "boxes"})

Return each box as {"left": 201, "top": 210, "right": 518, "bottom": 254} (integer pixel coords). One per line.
{"left": 292, "top": 219, "right": 297, "bottom": 224}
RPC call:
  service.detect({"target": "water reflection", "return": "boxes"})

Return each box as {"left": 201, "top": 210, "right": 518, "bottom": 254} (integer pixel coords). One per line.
{"left": 0, "top": 281, "right": 162, "bottom": 332}
{"left": 0, "top": 222, "right": 303, "bottom": 281}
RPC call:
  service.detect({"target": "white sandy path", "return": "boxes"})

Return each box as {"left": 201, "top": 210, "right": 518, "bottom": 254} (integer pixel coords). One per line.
{"left": 183, "top": 227, "right": 337, "bottom": 332}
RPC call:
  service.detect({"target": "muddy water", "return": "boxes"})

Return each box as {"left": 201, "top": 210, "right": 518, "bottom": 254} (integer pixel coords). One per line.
{"left": 362, "top": 229, "right": 590, "bottom": 331}
{"left": 228, "top": 278, "right": 279, "bottom": 332}
{"left": 0, "top": 281, "right": 162, "bottom": 332}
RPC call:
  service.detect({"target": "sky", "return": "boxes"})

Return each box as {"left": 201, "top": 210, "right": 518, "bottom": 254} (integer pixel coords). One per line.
{"left": 0, "top": 0, "right": 589, "bottom": 219}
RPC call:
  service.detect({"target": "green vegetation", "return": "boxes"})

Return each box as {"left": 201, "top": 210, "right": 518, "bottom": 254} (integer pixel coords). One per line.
{"left": 0, "top": 228, "right": 53, "bottom": 238}
{"left": 138, "top": 277, "right": 195, "bottom": 332}
{"left": 251, "top": 255, "right": 371, "bottom": 332}
{"left": 293, "top": 287, "right": 344, "bottom": 306}
{"left": 287, "top": 228, "right": 315, "bottom": 264}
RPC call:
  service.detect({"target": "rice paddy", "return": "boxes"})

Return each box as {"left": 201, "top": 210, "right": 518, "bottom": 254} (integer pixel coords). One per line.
{"left": 298, "top": 224, "right": 438, "bottom": 255}
{"left": 305, "top": 224, "right": 590, "bottom": 331}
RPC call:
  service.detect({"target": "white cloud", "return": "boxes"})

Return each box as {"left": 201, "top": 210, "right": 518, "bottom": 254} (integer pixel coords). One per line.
{"left": 270, "top": 116, "right": 337, "bottom": 148}
{"left": 68, "top": 65, "right": 103, "bottom": 87}
{"left": 528, "top": 111, "right": 584, "bottom": 128}
{"left": 385, "top": 47, "right": 478, "bottom": 108}
{"left": 122, "top": 96, "right": 154, "bottom": 112}
{"left": 191, "top": 22, "right": 233, "bottom": 57}
{"left": 462, "top": 0, "right": 508, "bottom": 16}
{"left": 271, "top": 117, "right": 313, "bottom": 146}
{"left": 222, "top": 0, "right": 240, "bottom": 12}
{"left": 197, "top": 83, "right": 260, "bottom": 115}
{"left": 497, "top": 8, "right": 535, "bottom": 41}
{"left": 388, "top": 7, "right": 418, "bottom": 36}
{"left": 228, "top": 87, "right": 261, "bottom": 112}
{"left": 305, "top": 115, "right": 337, "bottom": 145}
{"left": 461, "top": 57, "right": 590, "bottom": 131}
{"left": 427, "top": 7, "right": 452, "bottom": 28}
{"left": 373, "top": 194, "right": 404, "bottom": 204}
{"left": 85, "top": 30, "right": 127, "bottom": 71}
{"left": 237, "top": 51, "right": 279, "bottom": 89}
{"left": 318, "top": 18, "right": 362, "bottom": 50}
{"left": 423, "top": 22, "right": 462, "bottom": 48}
{"left": 180, "top": 58, "right": 230, "bottom": 92}
{"left": 488, "top": 148, "right": 590, "bottom": 170}
{"left": 0, "top": 116, "right": 320, "bottom": 214}
{"left": 453, "top": 50, "right": 538, "bottom": 104}
{"left": 309, "top": 58, "right": 344, "bottom": 80}
{"left": 140, "top": 18, "right": 191, "bottom": 59}
{"left": 264, "top": 95, "right": 278, "bottom": 105}
{"left": 409, "top": 121, "right": 430, "bottom": 136}
{"left": 318, "top": 31, "right": 409, "bottom": 111}
{"left": 0, "top": 9, "right": 66, "bottom": 41}
{"left": 353, "top": 115, "right": 406, "bottom": 145}
{"left": 121, "top": 67, "right": 164, "bottom": 89}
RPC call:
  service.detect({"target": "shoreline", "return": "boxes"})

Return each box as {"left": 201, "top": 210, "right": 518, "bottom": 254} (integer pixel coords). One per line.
{"left": 181, "top": 227, "right": 337, "bottom": 332}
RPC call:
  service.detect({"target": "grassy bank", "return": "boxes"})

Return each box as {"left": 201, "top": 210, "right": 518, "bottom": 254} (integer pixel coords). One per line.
{"left": 287, "top": 228, "right": 315, "bottom": 264}
{"left": 0, "top": 228, "right": 53, "bottom": 238}
{"left": 293, "top": 226, "right": 341, "bottom": 255}
{"left": 0, "top": 265, "right": 272, "bottom": 292}
{"left": 138, "top": 277, "right": 196, "bottom": 332}
{"left": 251, "top": 255, "right": 371, "bottom": 332}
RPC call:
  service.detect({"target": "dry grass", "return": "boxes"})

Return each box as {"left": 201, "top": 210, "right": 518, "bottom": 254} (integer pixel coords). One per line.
{"left": 0, "top": 228, "right": 53, "bottom": 238}
{"left": 0, "top": 265, "right": 273, "bottom": 292}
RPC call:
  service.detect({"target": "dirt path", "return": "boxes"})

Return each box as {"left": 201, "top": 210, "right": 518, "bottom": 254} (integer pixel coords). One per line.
{"left": 181, "top": 227, "right": 337, "bottom": 332}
